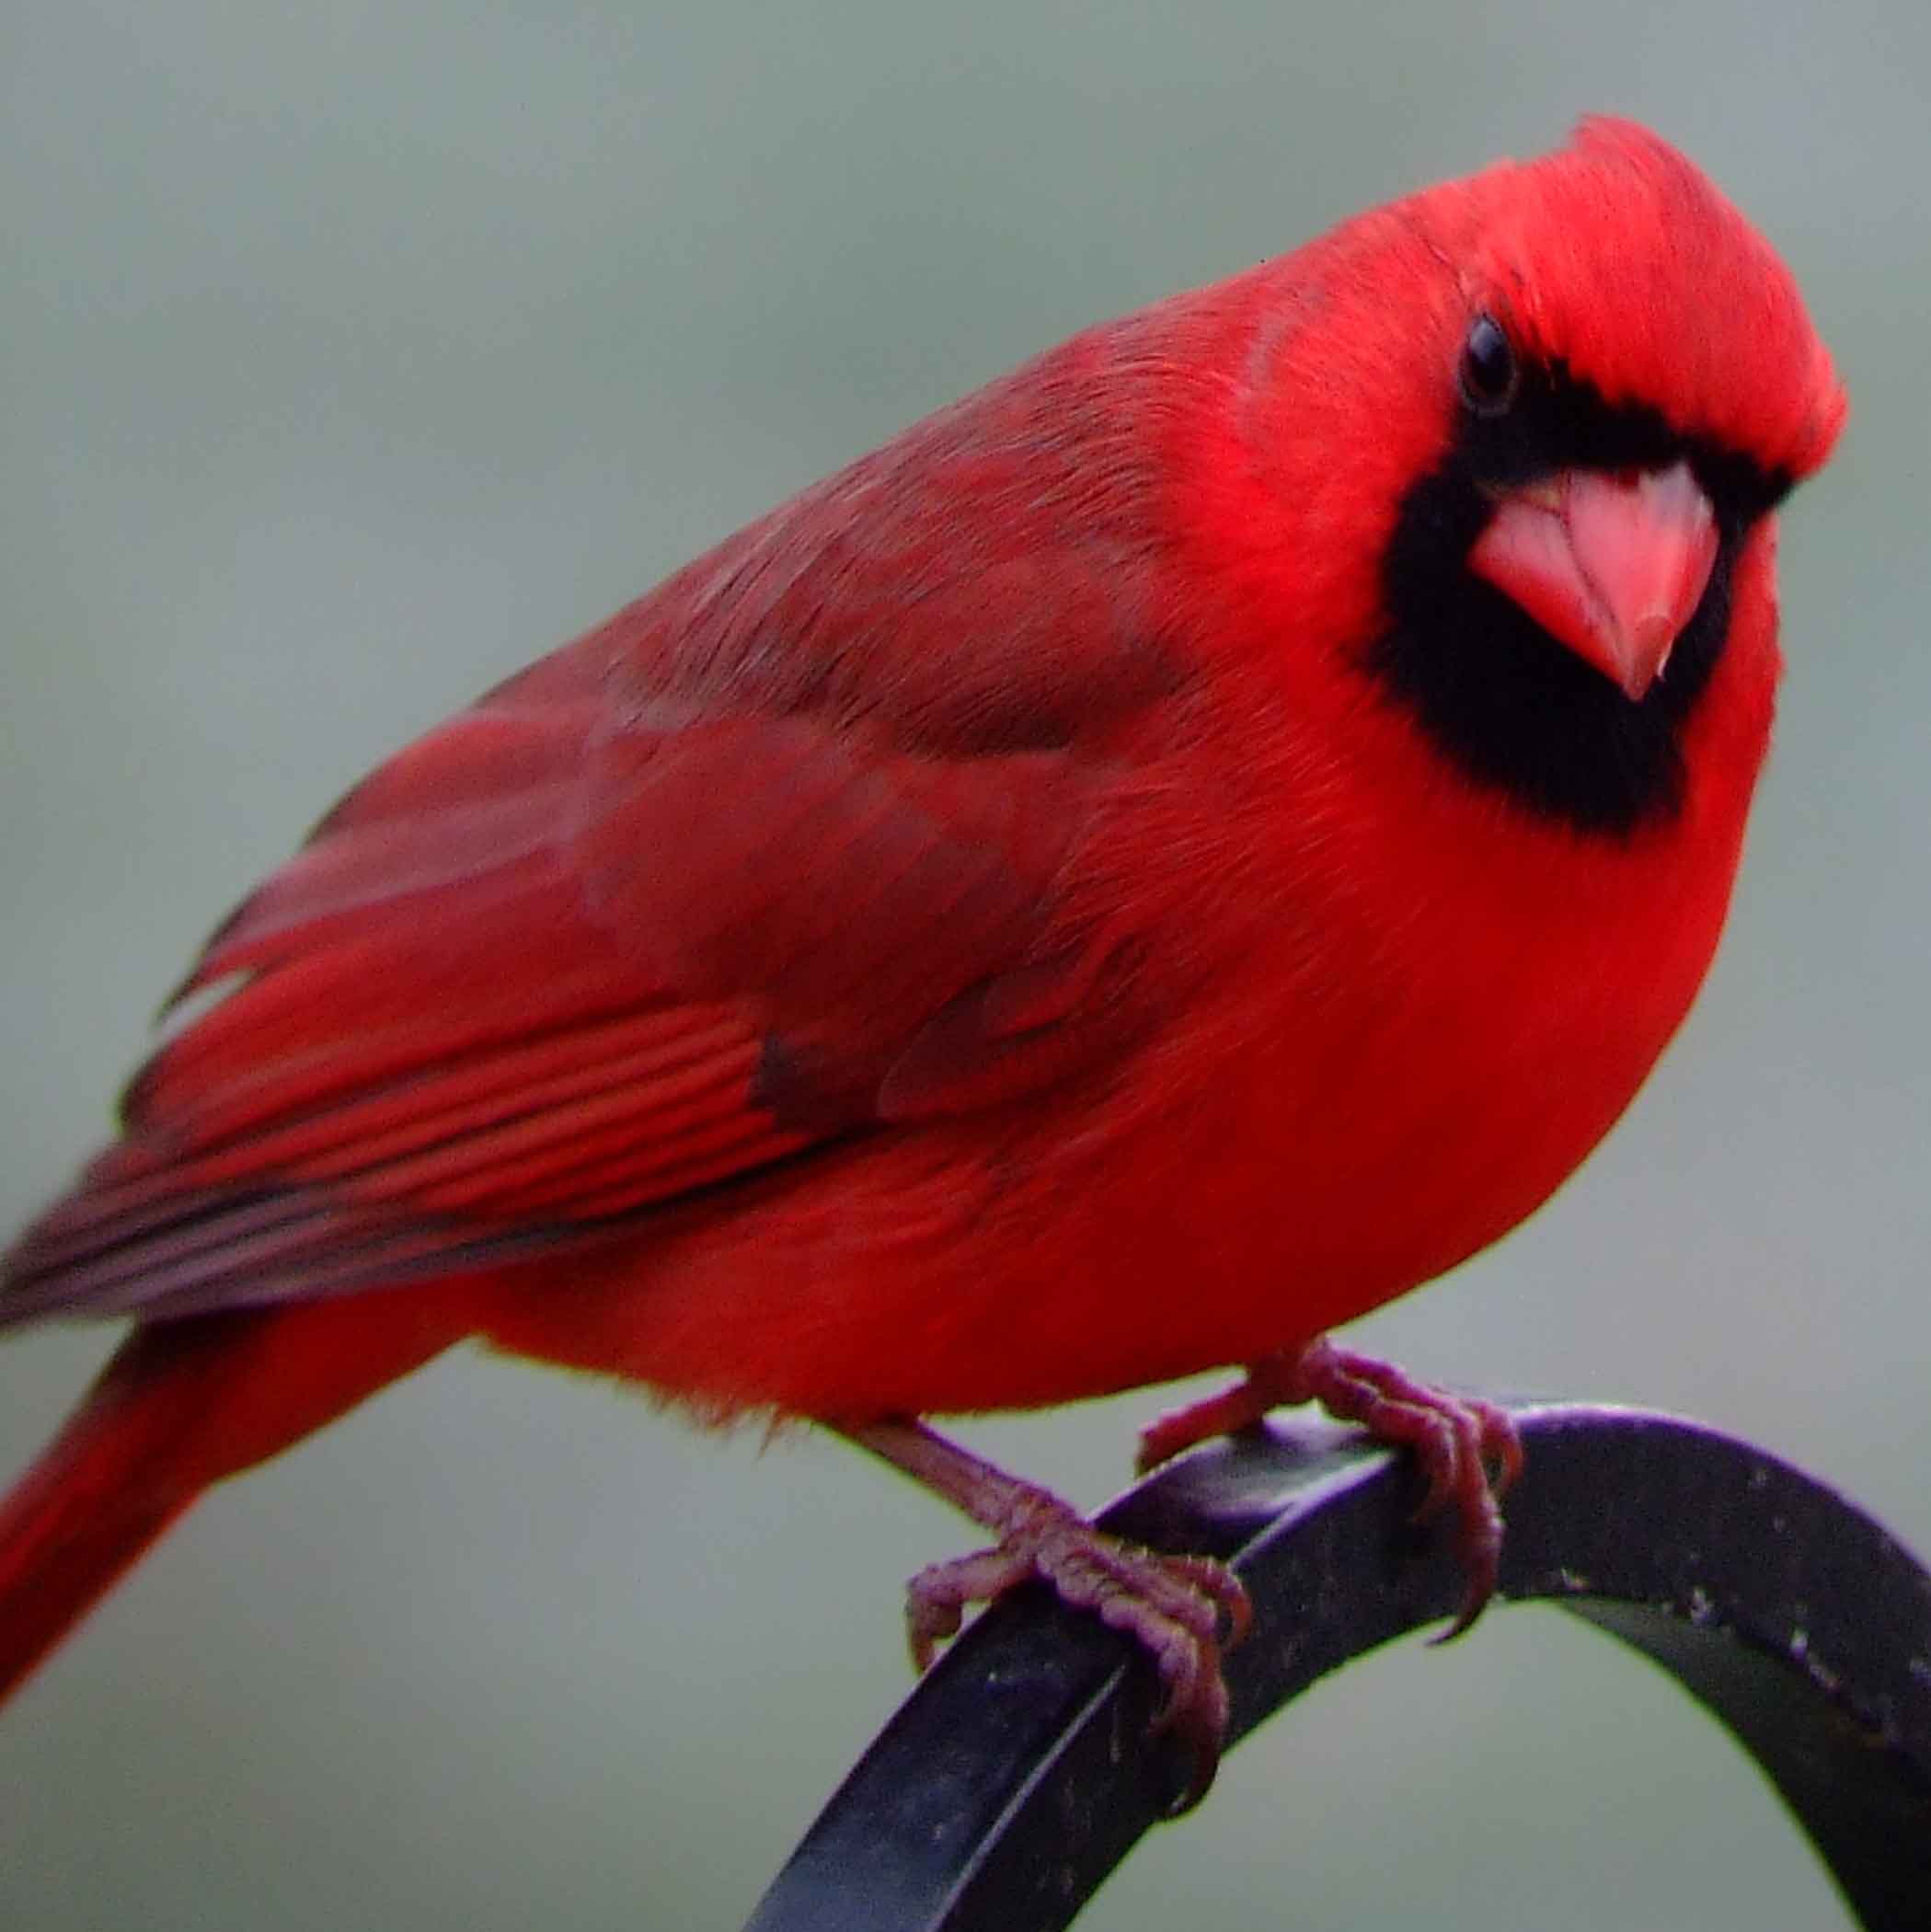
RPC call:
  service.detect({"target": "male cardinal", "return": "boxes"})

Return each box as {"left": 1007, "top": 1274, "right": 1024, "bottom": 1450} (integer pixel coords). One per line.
{"left": 0, "top": 119, "right": 1843, "bottom": 1802}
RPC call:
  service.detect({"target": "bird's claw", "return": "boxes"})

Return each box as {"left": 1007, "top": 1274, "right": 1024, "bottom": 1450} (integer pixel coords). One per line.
{"left": 1133, "top": 1339, "right": 1522, "bottom": 1640}
{"left": 902, "top": 1501, "right": 1250, "bottom": 1811}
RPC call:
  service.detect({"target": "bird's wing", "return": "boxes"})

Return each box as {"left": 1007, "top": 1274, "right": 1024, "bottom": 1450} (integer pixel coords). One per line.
{"left": 3, "top": 498, "right": 1181, "bottom": 1325}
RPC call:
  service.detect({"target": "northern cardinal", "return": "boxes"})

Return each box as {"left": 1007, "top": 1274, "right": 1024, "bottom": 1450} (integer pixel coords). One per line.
{"left": 0, "top": 119, "right": 1843, "bottom": 1802}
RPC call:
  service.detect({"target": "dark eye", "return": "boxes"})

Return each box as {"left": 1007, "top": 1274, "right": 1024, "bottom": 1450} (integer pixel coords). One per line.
{"left": 1459, "top": 314, "right": 1519, "bottom": 416}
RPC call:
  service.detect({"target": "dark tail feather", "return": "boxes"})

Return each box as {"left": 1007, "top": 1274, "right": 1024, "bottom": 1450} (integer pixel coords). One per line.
{"left": 0, "top": 1290, "right": 473, "bottom": 1705}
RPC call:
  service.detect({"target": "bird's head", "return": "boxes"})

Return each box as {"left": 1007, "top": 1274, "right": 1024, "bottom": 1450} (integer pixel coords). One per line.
{"left": 1223, "top": 118, "right": 1845, "bottom": 836}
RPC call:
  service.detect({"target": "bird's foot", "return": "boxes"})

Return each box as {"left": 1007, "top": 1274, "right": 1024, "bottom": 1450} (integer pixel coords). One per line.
{"left": 1137, "top": 1337, "right": 1522, "bottom": 1637}
{"left": 846, "top": 1418, "right": 1249, "bottom": 1809}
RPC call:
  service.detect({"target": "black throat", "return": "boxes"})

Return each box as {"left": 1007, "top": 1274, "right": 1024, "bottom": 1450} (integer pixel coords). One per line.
{"left": 1371, "top": 362, "right": 1789, "bottom": 838}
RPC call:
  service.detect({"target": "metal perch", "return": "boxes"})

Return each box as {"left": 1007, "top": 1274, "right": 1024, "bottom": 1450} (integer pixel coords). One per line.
{"left": 746, "top": 1402, "right": 1931, "bottom": 1932}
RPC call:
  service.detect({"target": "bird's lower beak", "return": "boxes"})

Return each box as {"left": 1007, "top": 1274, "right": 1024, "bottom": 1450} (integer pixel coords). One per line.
{"left": 1467, "top": 459, "right": 1718, "bottom": 702}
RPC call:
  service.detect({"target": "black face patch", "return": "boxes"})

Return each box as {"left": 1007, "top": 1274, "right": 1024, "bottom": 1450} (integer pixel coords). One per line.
{"left": 1371, "top": 357, "right": 1789, "bottom": 837}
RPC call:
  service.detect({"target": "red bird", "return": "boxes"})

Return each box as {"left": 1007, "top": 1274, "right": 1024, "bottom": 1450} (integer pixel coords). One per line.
{"left": 0, "top": 120, "right": 1842, "bottom": 1800}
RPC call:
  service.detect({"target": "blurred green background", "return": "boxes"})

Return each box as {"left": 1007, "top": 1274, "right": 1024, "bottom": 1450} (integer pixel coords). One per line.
{"left": 2, "top": 2, "right": 1925, "bottom": 1926}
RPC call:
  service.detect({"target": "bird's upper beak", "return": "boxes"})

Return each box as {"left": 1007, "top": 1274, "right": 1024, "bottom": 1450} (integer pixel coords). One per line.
{"left": 1467, "top": 459, "right": 1718, "bottom": 702}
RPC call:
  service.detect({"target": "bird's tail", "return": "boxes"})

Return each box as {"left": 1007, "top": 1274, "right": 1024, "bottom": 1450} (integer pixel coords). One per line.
{"left": 0, "top": 1290, "right": 472, "bottom": 1706}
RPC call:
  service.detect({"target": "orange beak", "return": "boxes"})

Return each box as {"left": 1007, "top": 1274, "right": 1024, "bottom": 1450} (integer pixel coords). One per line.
{"left": 1467, "top": 459, "right": 1718, "bottom": 702}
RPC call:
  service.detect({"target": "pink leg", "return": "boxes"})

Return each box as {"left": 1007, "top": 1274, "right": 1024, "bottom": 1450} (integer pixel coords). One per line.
{"left": 1137, "top": 1337, "right": 1523, "bottom": 1637}
{"left": 844, "top": 1417, "right": 1250, "bottom": 1809}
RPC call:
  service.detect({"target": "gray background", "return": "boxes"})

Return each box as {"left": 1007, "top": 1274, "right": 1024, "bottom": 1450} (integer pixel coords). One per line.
{"left": 2, "top": 2, "right": 1925, "bottom": 1927}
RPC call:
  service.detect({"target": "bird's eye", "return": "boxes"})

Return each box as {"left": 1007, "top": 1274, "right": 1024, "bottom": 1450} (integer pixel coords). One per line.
{"left": 1459, "top": 315, "right": 1519, "bottom": 416}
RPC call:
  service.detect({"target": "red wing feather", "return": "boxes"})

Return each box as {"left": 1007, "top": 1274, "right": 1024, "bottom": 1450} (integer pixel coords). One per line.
{"left": 3, "top": 651, "right": 1121, "bottom": 1325}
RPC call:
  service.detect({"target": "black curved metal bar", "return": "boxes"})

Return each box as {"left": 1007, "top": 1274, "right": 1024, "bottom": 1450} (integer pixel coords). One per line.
{"left": 743, "top": 1402, "right": 1931, "bottom": 1932}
